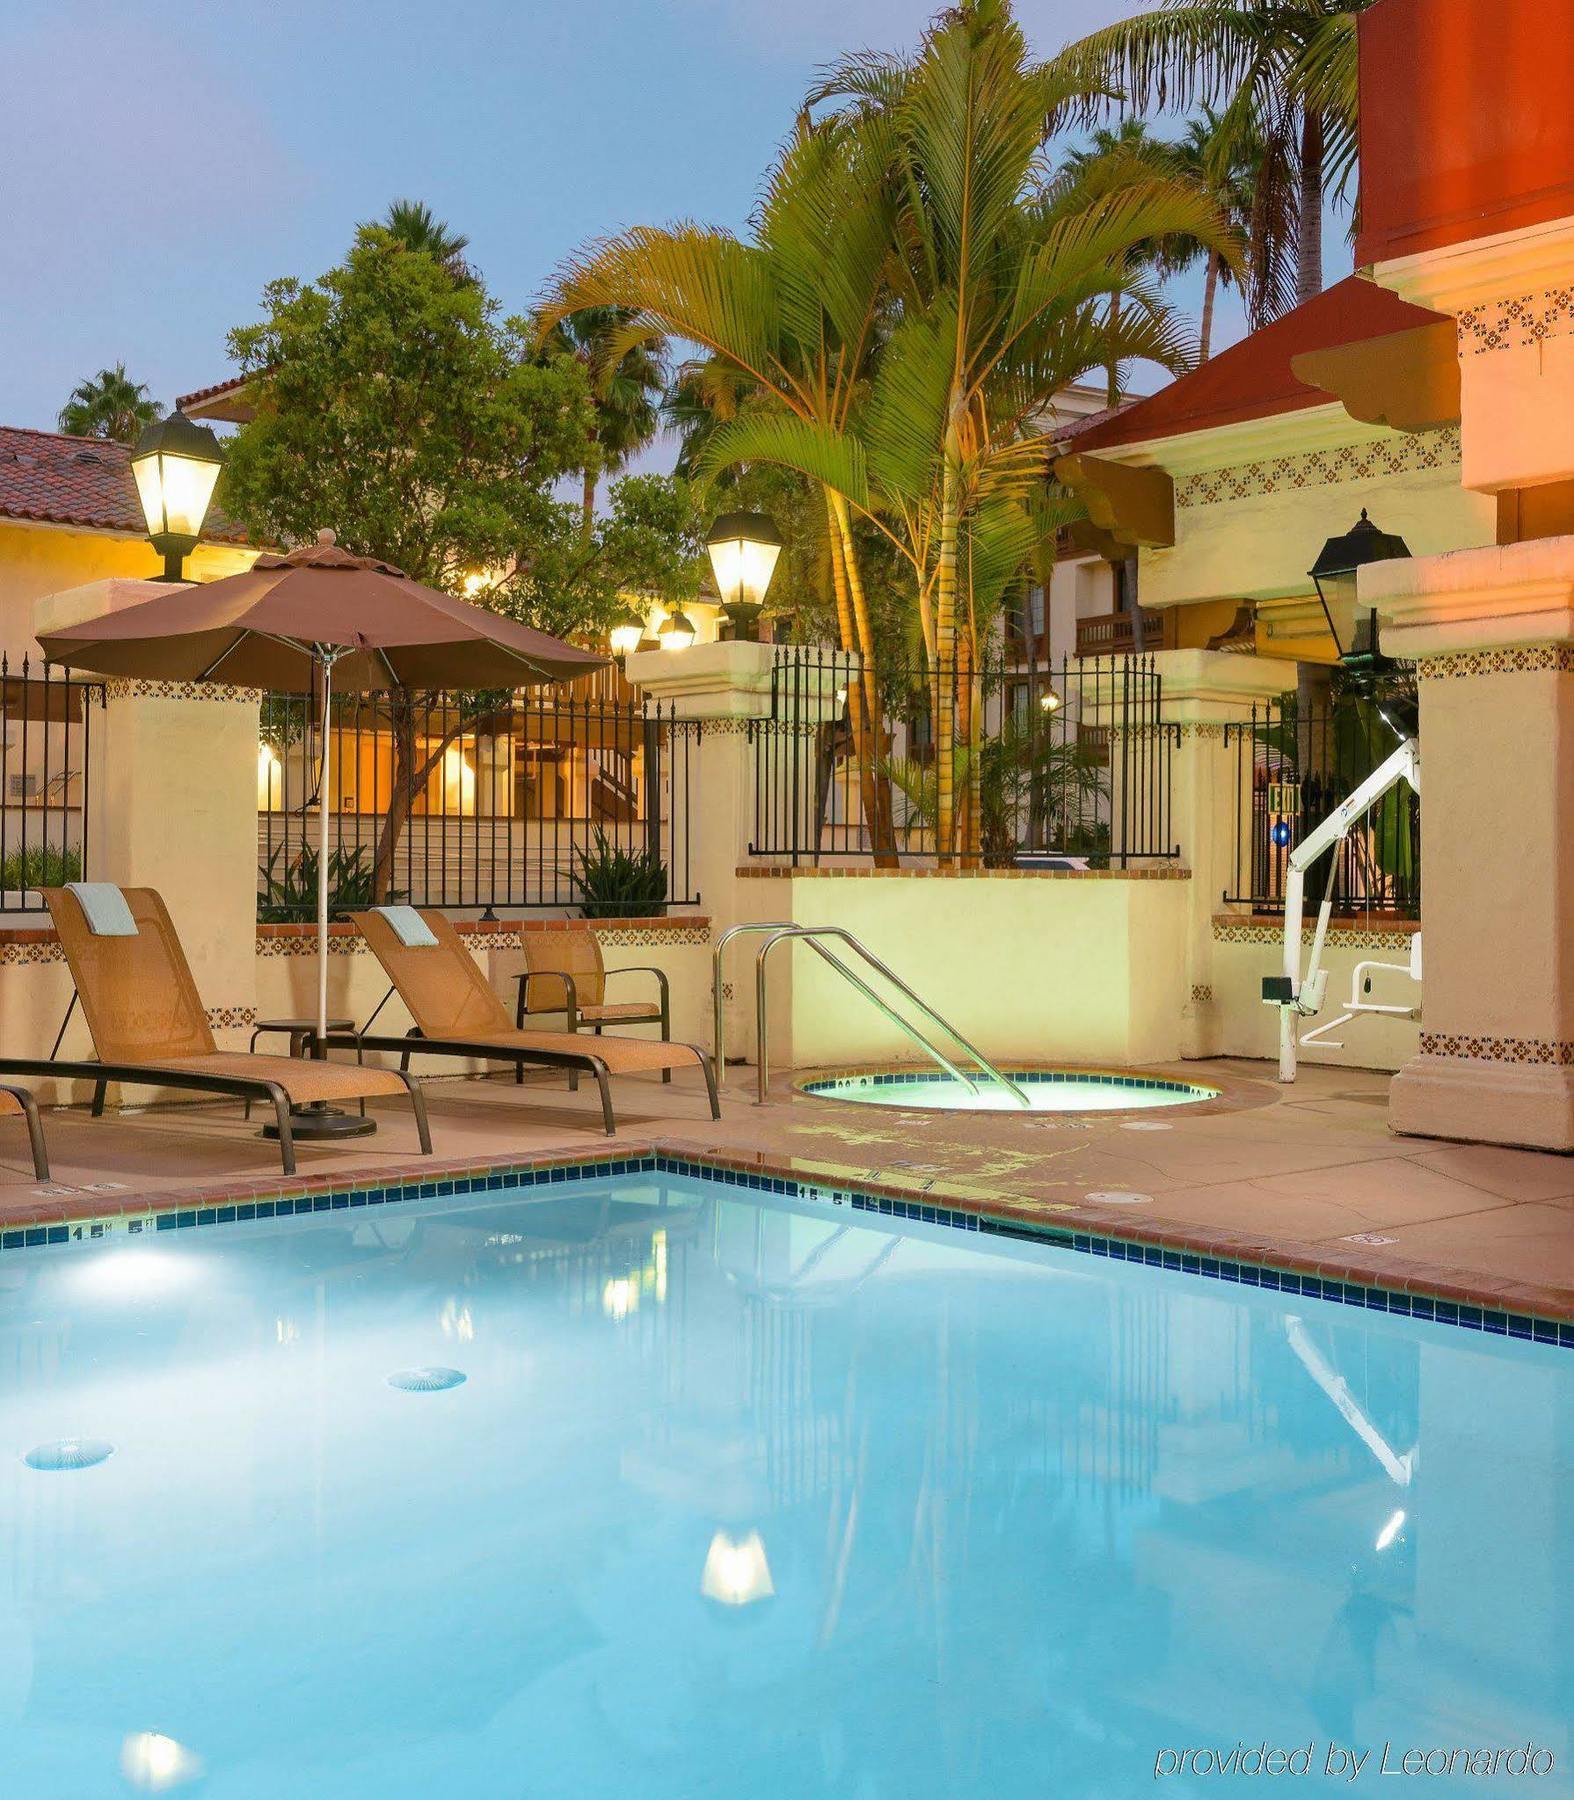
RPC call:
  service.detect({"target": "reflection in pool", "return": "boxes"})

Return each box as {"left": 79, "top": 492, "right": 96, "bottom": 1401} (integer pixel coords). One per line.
{"left": 0, "top": 1173, "right": 1567, "bottom": 1797}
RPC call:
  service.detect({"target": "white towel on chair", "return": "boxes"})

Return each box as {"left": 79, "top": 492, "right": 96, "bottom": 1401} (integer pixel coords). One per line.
{"left": 65, "top": 882, "right": 138, "bottom": 937}
{"left": 374, "top": 905, "right": 438, "bottom": 948}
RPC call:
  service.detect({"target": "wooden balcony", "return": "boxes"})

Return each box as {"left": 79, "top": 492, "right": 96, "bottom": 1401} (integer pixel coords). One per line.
{"left": 1074, "top": 608, "right": 1176, "bottom": 657}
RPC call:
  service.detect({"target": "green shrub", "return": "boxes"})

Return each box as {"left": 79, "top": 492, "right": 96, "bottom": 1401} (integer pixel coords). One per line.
{"left": 258, "top": 844, "right": 388, "bottom": 923}
{"left": 574, "top": 827, "right": 667, "bottom": 919}
{"left": 0, "top": 844, "right": 83, "bottom": 891}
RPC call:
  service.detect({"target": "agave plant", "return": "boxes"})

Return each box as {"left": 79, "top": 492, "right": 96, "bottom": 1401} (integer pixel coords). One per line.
{"left": 257, "top": 844, "right": 386, "bottom": 924}
{"left": 574, "top": 827, "right": 668, "bottom": 919}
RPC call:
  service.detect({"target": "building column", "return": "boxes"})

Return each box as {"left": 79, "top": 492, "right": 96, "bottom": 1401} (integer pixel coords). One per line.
{"left": 1369, "top": 538, "right": 1574, "bottom": 1148}
{"left": 39, "top": 579, "right": 262, "bottom": 1056}
{"left": 1149, "top": 650, "right": 1301, "bottom": 1057}
{"left": 623, "top": 641, "right": 838, "bottom": 1061}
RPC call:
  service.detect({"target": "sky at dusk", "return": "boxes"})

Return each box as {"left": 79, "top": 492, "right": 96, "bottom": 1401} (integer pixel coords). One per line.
{"left": 1, "top": 0, "right": 1353, "bottom": 471}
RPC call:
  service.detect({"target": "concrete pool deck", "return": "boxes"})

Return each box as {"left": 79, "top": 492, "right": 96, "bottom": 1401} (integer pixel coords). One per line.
{"left": 0, "top": 1058, "right": 1569, "bottom": 1325}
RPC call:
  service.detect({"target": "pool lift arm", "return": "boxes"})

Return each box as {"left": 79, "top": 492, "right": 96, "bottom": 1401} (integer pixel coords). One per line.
{"left": 1263, "top": 736, "right": 1421, "bottom": 1083}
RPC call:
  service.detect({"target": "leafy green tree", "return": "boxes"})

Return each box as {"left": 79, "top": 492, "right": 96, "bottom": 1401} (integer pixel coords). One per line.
{"left": 222, "top": 222, "right": 597, "bottom": 897}
{"left": 538, "top": 305, "right": 667, "bottom": 528}
{"left": 57, "top": 362, "right": 159, "bottom": 444}
{"left": 222, "top": 224, "right": 592, "bottom": 596}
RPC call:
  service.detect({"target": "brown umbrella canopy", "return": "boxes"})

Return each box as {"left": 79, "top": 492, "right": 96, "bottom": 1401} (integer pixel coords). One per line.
{"left": 39, "top": 531, "right": 605, "bottom": 692}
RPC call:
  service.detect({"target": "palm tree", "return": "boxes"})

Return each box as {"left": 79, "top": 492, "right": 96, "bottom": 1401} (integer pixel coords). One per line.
{"left": 57, "top": 363, "right": 158, "bottom": 445}
{"left": 375, "top": 198, "right": 473, "bottom": 281}
{"left": 1170, "top": 107, "right": 1284, "bottom": 355}
{"left": 539, "top": 110, "right": 907, "bottom": 856}
{"left": 538, "top": 306, "right": 666, "bottom": 527}
{"left": 1055, "top": 0, "right": 1369, "bottom": 311}
{"left": 720, "top": 0, "right": 1234, "bottom": 858}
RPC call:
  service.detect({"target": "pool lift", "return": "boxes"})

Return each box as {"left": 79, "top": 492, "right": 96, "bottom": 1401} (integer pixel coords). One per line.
{"left": 1262, "top": 735, "right": 1422, "bottom": 1083}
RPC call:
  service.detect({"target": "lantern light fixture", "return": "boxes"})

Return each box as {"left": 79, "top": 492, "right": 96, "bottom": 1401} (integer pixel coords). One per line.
{"left": 657, "top": 609, "right": 696, "bottom": 652}
{"left": 130, "top": 410, "right": 225, "bottom": 584}
{"left": 608, "top": 608, "right": 646, "bottom": 659}
{"left": 1038, "top": 688, "right": 1062, "bottom": 714}
{"left": 706, "top": 511, "right": 782, "bottom": 643}
{"left": 1308, "top": 509, "right": 1411, "bottom": 673}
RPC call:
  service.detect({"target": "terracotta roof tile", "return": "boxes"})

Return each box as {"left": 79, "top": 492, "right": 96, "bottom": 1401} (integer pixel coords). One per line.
{"left": 0, "top": 424, "right": 249, "bottom": 544}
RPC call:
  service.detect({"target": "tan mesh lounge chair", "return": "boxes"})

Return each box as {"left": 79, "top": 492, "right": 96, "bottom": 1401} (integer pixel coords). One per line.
{"left": 0, "top": 887, "right": 431, "bottom": 1176}
{"left": 343, "top": 908, "right": 718, "bottom": 1134}
{"left": 515, "top": 927, "right": 672, "bottom": 1079}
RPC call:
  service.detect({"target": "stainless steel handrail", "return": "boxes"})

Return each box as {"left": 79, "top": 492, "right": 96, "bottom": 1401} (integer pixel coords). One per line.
{"left": 756, "top": 927, "right": 982, "bottom": 1103}
{"left": 711, "top": 919, "right": 1032, "bottom": 1109}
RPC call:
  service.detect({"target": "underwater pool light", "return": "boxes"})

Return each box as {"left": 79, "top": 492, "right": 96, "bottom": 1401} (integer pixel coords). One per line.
{"left": 701, "top": 1530, "right": 775, "bottom": 1607}
{"left": 119, "top": 1730, "right": 203, "bottom": 1791}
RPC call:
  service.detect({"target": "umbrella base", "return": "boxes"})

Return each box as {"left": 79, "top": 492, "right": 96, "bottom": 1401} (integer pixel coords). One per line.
{"left": 261, "top": 1104, "right": 377, "bottom": 1142}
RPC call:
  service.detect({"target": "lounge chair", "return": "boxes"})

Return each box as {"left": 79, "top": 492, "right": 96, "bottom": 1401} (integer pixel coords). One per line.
{"left": 516, "top": 925, "right": 673, "bottom": 1081}
{"left": 0, "top": 885, "right": 431, "bottom": 1176}
{"left": 341, "top": 907, "right": 719, "bottom": 1134}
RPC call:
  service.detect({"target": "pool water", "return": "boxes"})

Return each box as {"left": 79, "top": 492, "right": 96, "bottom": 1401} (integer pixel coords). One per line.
{"left": 802, "top": 1068, "right": 1218, "bottom": 1111}
{"left": 0, "top": 1173, "right": 1567, "bottom": 1798}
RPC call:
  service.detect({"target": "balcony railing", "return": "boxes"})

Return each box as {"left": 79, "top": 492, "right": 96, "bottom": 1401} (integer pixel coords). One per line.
{"left": 1075, "top": 608, "right": 1176, "bottom": 657}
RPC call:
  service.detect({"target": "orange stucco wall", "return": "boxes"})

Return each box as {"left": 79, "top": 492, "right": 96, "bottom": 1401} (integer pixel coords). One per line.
{"left": 1356, "top": 0, "right": 1574, "bottom": 267}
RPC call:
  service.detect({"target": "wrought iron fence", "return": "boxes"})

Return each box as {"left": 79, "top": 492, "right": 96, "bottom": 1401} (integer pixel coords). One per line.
{"left": 1223, "top": 690, "right": 1420, "bottom": 916}
{"left": 257, "top": 668, "right": 698, "bottom": 918}
{"left": 0, "top": 657, "right": 96, "bottom": 913}
{"left": 750, "top": 647, "right": 1178, "bottom": 867}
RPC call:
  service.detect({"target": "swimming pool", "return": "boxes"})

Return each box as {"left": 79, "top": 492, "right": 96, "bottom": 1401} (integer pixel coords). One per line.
{"left": 801, "top": 1067, "right": 1219, "bottom": 1111}
{"left": 0, "top": 1168, "right": 1567, "bottom": 1797}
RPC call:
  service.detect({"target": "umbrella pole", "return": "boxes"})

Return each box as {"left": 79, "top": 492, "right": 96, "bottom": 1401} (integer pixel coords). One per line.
{"left": 317, "top": 647, "right": 334, "bottom": 1045}
{"left": 266, "top": 644, "right": 376, "bottom": 1142}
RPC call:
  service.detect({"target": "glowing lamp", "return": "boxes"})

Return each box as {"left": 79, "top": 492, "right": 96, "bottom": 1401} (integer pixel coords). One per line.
{"left": 706, "top": 510, "right": 782, "bottom": 642}
{"left": 700, "top": 1529, "right": 774, "bottom": 1607}
{"left": 608, "top": 608, "right": 646, "bottom": 658}
{"left": 130, "top": 410, "right": 224, "bottom": 584}
{"left": 658, "top": 609, "right": 696, "bottom": 652}
{"left": 1038, "top": 689, "right": 1061, "bottom": 714}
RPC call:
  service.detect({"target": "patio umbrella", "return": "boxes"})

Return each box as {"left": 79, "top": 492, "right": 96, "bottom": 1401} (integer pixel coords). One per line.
{"left": 40, "top": 530, "right": 605, "bottom": 1101}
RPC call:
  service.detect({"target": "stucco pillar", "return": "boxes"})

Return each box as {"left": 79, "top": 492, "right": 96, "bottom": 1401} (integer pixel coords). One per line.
{"left": 623, "top": 641, "right": 838, "bottom": 1060}
{"left": 1368, "top": 538, "right": 1574, "bottom": 1148}
{"left": 1150, "top": 650, "right": 1301, "bottom": 1057}
{"left": 39, "top": 580, "right": 262, "bottom": 1056}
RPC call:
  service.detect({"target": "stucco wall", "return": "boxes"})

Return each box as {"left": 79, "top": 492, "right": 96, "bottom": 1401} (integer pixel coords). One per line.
{"left": 731, "top": 870, "right": 1192, "bottom": 1073}
{"left": 1141, "top": 438, "right": 1495, "bottom": 612}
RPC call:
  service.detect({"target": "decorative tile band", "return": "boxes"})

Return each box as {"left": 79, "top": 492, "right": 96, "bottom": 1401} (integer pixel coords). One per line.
{"left": 256, "top": 934, "right": 369, "bottom": 959}
{"left": 6, "top": 1150, "right": 1568, "bottom": 1348}
{"left": 740, "top": 864, "right": 1190, "bottom": 880}
{"left": 255, "top": 921, "right": 710, "bottom": 955}
{"left": 1213, "top": 918, "right": 1418, "bottom": 951}
{"left": 1189, "top": 983, "right": 1213, "bottom": 1005}
{"left": 104, "top": 679, "right": 264, "bottom": 703}
{"left": 1459, "top": 287, "right": 1574, "bottom": 355}
{"left": 1175, "top": 425, "right": 1460, "bottom": 508}
{"left": 0, "top": 940, "right": 65, "bottom": 965}
{"left": 205, "top": 1005, "right": 257, "bottom": 1031}
{"left": 1417, "top": 646, "right": 1574, "bottom": 680}
{"left": 1420, "top": 1032, "right": 1574, "bottom": 1066}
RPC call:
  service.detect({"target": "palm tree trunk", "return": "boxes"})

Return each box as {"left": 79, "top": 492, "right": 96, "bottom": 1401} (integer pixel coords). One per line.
{"left": 830, "top": 491, "right": 896, "bottom": 864}
{"left": 825, "top": 493, "right": 894, "bottom": 866}
{"left": 1199, "top": 249, "right": 1220, "bottom": 362}
{"left": 1296, "top": 108, "right": 1325, "bottom": 306}
{"left": 580, "top": 466, "right": 597, "bottom": 534}
{"left": 934, "top": 446, "right": 961, "bottom": 866}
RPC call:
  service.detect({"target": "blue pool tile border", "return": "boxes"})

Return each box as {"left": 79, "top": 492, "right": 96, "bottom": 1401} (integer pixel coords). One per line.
{"left": 8, "top": 1150, "right": 1570, "bottom": 1350}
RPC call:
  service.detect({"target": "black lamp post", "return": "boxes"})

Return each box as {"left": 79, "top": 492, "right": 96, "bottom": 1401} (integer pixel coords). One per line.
{"left": 706, "top": 510, "right": 782, "bottom": 642}
{"left": 1308, "top": 508, "right": 1411, "bottom": 676}
{"left": 130, "top": 410, "right": 225, "bottom": 583}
